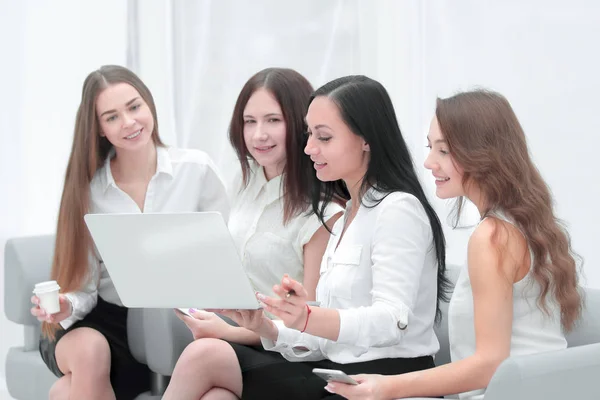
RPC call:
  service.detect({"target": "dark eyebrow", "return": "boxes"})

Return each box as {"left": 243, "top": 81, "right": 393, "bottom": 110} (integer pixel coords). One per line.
{"left": 99, "top": 97, "right": 140, "bottom": 117}
{"left": 243, "top": 113, "right": 282, "bottom": 119}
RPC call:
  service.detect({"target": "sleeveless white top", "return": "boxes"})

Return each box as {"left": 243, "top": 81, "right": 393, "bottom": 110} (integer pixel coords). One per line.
{"left": 448, "top": 211, "right": 567, "bottom": 399}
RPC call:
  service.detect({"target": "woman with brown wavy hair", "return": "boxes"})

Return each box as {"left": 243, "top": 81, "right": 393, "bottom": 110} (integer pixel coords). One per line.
{"left": 327, "top": 89, "right": 583, "bottom": 400}
{"left": 30, "top": 65, "right": 230, "bottom": 400}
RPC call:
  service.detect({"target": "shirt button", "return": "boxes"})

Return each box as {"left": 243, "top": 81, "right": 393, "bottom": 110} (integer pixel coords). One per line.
{"left": 397, "top": 321, "right": 407, "bottom": 330}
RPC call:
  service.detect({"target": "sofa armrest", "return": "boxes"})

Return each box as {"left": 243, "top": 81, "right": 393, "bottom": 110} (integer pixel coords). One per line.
{"left": 128, "top": 308, "right": 193, "bottom": 376}
{"left": 4, "top": 235, "right": 55, "bottom": 326}
{"left": 127, "top": 307, "right": 148, "bottom": 364}
{"left": 484, "top": 343, "right": 600, "bottom": 400}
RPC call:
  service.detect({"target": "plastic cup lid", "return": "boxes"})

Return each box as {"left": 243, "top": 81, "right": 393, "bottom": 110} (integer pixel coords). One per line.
{"left": 33, "top": 280, "right": 60, "bottom": 293}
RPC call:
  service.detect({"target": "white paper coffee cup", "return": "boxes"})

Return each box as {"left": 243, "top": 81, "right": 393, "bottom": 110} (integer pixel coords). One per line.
{"left": 33, "top": 280, "right": 61, "bottom": 314}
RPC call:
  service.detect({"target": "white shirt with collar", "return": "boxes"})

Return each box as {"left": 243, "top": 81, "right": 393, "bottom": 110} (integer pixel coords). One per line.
{"left": 60, "top": 146, "right": 230, "bottom": 330}
{"left": 262, "top": 188, "right": 440, "bottom": 364}
{"left": 227, "top": 163, "right": 343, "bottom": 299}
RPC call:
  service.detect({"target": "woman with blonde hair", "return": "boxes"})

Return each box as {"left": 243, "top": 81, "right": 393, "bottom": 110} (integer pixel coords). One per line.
{"left": 31, "top": 65, "right": 229, "bottom": 400}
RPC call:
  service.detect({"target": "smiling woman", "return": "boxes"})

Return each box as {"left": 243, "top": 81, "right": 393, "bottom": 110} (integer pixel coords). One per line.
{"left": 327, "top": 90, "right": 583, "bottom": 400}
{"left": 162, "top": 68, "right": 344, "bottom": 400}
{"left": 163, "top": 74, "right": 447, "bottom": 400}
{"left": 33, "top": 65, "right": 230, "bottom": 400}
{"left": 241, "top": 88, "right": 287, "bottom": 180}
{"left": 96, "top": 85, "right": 154, "bottom": 146}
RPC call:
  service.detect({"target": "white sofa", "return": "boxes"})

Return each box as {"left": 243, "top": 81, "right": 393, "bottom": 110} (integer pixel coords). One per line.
{"left": 4, "top": 234, "right": 600, "bottom": 399}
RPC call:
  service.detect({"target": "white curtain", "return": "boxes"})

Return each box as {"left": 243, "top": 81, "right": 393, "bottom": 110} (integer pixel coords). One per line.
{"left": 2, "top": 0, "right": 600, "bottom": 395}
{"left": 132, "top": 0, "right": 477, "bottom": 266}
{"left": 420, "top": 0, "right": 600, "bottom": 284}
{"left": 135, "top": 0, "right": 364, "bottom": 184}
{"left": 0, "top": 1, "right": 128, "bottom": 395}
{"left": 133, "top": 0, "right": 600, "bottom": 286}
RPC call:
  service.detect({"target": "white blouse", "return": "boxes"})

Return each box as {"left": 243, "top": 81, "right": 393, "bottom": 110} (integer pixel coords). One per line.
{"left": 449, "top": 211, "right": 567, "bottom": 399}
{"left": 262, "top": 188, "right": 441, "bottom": 364}
{"left": 227, "top": 163, "right": 343, "bottom": 298}
{"left": 60, "top": 146, "right": 230, "bottom": 329}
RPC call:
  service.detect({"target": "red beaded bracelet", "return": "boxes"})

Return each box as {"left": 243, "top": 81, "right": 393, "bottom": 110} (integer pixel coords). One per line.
{"left": 300, "top": 304, "right": 311, "bottom": 333}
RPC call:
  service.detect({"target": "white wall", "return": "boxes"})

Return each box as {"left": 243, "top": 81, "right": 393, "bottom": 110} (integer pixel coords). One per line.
{"left": 1, "top": 0, "right": 599, "bottom": 396}
{"left": 420, "top": 0, "right": 600, "bottom": 286}
{"left": 0, "top": 1, "right": 127, "bottom": 396}
{"left": 136, "top": 0, "right": 600, "bottom": 286}
{"left": 135, "top": 0, "right": 367, "bottom": 186}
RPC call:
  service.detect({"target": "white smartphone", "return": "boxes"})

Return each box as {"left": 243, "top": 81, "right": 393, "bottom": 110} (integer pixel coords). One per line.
{"left": 312, "top": 368, "right": 358, "bottom": 385}
{"left": 175, "top": 307, "right": 195, "bottom": 318}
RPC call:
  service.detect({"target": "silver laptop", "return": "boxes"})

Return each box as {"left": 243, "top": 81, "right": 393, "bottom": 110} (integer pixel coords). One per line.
{"left": 84, "top": 212, "right": 261, "bottom": 310}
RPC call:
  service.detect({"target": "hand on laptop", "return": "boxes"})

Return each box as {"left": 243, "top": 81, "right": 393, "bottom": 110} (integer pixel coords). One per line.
{"left": 174, "top": 309, "right": 233, "bottom": 340}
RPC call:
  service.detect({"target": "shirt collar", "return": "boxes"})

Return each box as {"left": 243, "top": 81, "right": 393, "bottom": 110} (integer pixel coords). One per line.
{"left": 265, "top": 172, "right": 283, "bottom": 204}
{"left": 101, "top": 145, "right": 172, "bottom": 193}
{"left": 155, "top": 145, "right": 173, "bottom": 177}
{"left": 101, "top": 148, "right": 116, "bottom": 192}
{"left": 246, "top": 162, "right": 283, "bottom": 204}
{"left": 343, "top": 185, "right": 384, "bottom": 211}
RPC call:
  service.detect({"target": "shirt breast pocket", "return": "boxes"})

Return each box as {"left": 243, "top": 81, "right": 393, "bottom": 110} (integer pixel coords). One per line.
{"left": 328, "top": 245, "right": 362, "bottom": 300}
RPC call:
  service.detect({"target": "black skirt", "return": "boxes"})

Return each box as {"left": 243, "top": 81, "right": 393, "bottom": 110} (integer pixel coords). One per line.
{"left": 228, "top": 342, "right": 436, "bottom": 400}
{"left": 39, "top": 296, "right": 151, "bottom": 400}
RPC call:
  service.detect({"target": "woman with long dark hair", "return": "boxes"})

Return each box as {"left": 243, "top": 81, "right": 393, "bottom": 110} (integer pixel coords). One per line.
{"left": 164, "top": 75, "right": 448, "bottom": 400}
{"left": 328, "top": 89, "right": 583, "bottom": 400}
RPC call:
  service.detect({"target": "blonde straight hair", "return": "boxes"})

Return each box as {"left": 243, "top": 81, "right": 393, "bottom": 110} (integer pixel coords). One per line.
{"left": 43, "top": 65, "right": 164, "bottom": 339}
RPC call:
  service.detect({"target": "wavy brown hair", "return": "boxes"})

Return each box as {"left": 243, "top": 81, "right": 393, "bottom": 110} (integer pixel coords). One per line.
{"left": 228, "top": 68, "right": 314, "bottom": 223}
{"left": 436, "top": 89, "right": 582, "bottom": 331}
{"left": 42, "top": 65, "right": 164, "bottom": 339}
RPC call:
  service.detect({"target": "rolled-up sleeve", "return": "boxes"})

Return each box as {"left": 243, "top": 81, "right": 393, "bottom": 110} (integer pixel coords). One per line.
{"left": 336, "top": 195, "right": 431, "bottom": 350}
{"left": 261, "top": 320, "right": 326, "bottom": 362}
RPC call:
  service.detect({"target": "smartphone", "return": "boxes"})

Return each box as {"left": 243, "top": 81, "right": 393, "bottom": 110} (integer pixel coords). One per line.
{"left": 312, "top": 368, "right": 358, "bottom": 385}
{"left": 175, "top": 307, "right": 195, "bottom": 318}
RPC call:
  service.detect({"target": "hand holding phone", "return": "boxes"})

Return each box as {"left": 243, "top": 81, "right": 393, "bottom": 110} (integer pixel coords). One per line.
{"left": 312, "top": 368, "right": 358, "bottom": 385}
{"left": 175, "top": 307, "right": 195, "bottom": 318}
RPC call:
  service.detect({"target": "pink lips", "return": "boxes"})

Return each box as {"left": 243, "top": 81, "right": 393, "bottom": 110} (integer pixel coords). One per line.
{"left": 123, "top": 128, "right": 143, "bottom": 140}
{"left": 254, "top": 145, "right": 276, "bottom": 153}
{"left": 313, "top": 162, "right": 327, "bottom": 170}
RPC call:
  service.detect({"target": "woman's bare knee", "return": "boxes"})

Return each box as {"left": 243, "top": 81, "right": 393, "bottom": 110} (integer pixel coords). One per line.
{"left": 175, "top": 339, "right": 229, "bottom": 371}
{"left": 201, "top": 387, "right": 238, "bottom": 400}
{"left": 55, "top": 328, "right": 111, "bottom": 376}
{"left": 164, "top": 339, "right": 242, "bottom": 399}
{"left": 48, "top": 374, "right": 71, "bottom": 400}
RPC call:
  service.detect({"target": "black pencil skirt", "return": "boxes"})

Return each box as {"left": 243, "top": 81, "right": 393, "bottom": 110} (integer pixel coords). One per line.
{"left": 229, "top": 342, "right": 436, "bottom": 400}
{"left": 39, "top": 296, "right": 151, "bottom": 400}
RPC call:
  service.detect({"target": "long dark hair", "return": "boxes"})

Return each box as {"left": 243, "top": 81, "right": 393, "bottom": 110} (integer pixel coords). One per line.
{"left": 436, "top": 89, "right": 582, "bottom": 331}
{"left": 310, "top": 75, "right": 450, "bottom": 321}
{"left": 229, "top": 68, "right": 314, "bottom": 223}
